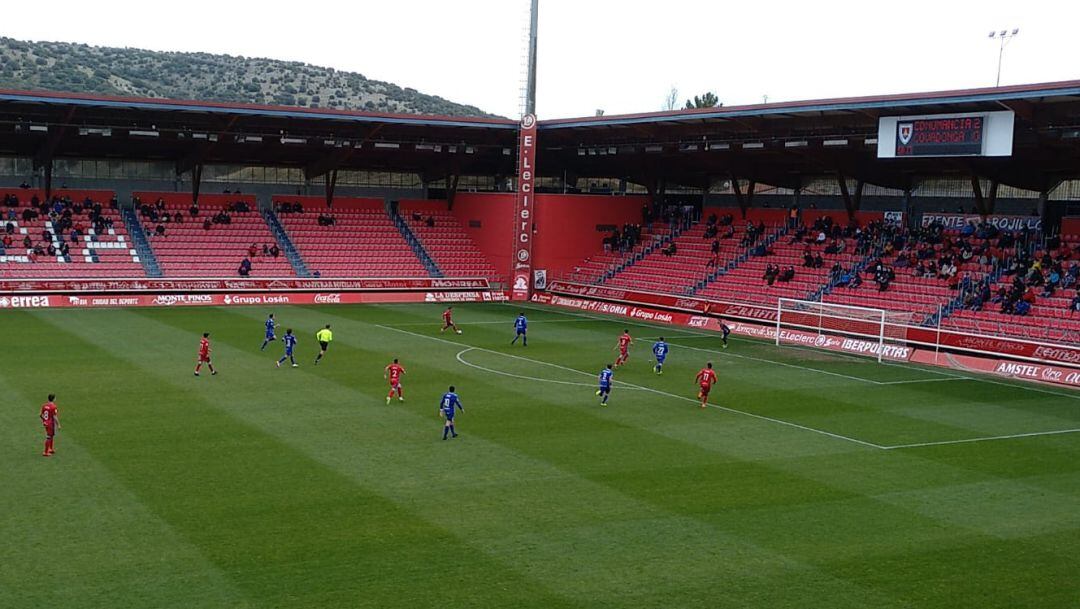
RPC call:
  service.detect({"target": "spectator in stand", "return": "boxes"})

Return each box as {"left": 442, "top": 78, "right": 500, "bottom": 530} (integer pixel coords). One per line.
{"left": 248, "top": 243, "right": 259, "bottom": 258}
{"left": 203, "top": 218, "right": 212, "bottom": 231}
{"left": 238, "top": 257, "right": 252, "bottom": 277}
{"left": 803, "top": 246, "right": 814, "bottom": 268}
{"left": 711, "top": 239, "right": 720, "bottom": 256}
{"left": 1064, "top": 264, "right": 1079, "bottom": 288}
{"left": 1, "top": 233, "right": 11, "bottom": 248}
{"left": 190, "top": 202, "right": 200, "bottom": 217}
{"left": 662, "top": 241, "right": 677, "bottom": 257}
{"left": 270, "top": 244, "right": 280, "bottom": 258}
{"left": 59, "top": 242, "right": 69, "bottom": 257}
{"left": 812, "top": 253, "right": 824, "bottom": 269}
{"left": 763, "top": 264, "right": 779, "bottom": 286}
{"left": 155, "top": 223, "right": 166, "bottom": 237}
{"left": 174, "top": 211, "right": 183, "bottom": 224}
{"left": 425, "top": 216, "right": 435, "bottom": 228}
{"left": 779, "top": 266, "right": 795, "bottom": 283}
{"left": 22, "top": 234, "right": 31, "bottom": 249}
{"left": 1015, "top": 299, "right": 1032, "bottom": 316}
{"left": 1071, "top": 292, "right": 1080, "bottom": 314}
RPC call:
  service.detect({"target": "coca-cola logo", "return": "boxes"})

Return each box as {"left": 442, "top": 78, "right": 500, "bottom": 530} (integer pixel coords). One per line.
{"left": 314, "top": 293, "right": 342, "bottom": 304}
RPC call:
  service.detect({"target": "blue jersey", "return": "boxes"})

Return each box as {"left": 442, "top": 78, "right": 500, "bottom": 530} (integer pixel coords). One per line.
{"left": 515, "top": 315, "right": 527, "bottom": 332}
{"left": 264, "top": 317, "right": 276, "bottom": 337}
{"left": 282, "top": 334, "right": 297, "bottom": 354}
{"left": 598, "top": 368, "right": 613, "bottom": 388}
{"left": 440, "top": 392, "right": 463, "bottom": 417}
{"left": 652, "top": 341, "right": 669, "bottom": 361}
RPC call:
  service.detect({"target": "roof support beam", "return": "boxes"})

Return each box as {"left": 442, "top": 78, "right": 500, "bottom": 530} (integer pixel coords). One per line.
{"left": 970, "top": 176, "right": 998, "bottom": 217}
{"left": 836, "top": 174, "right": 864, "bottom": 221}
{"left": 176, "top": 115, "right": 239, "bottom": 176}
{"left": 731, "top": 176, "right": 755, "bottom": 218}
{"left": 324, "top": 169, "right": 338, "bottom": 208}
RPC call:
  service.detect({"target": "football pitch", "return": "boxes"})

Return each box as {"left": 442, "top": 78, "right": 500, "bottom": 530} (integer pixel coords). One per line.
{"left": 2, "top": 301, "right": 1079, "bottom": 609}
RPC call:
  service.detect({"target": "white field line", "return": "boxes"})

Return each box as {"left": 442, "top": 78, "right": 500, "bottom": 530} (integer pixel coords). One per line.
{"left": 875, "top": 378, "right": 971, "bottom": 386}
{"left": 387, "top": 319, "right": 599, "bottom": 327}
{"left": 882, "top": 428, "right": 1080, "bottom": 450}
{"left": 510, "top": 303, "right": 888, "bottom": 385}
{"left": 516, "top": 302, "right": 1080, "bottom": 398}
{"left": 374, "top": 323, "right": 883, "bottom": 450}
{"left": 455, "top": 347, "right": 624, "bottom": 389}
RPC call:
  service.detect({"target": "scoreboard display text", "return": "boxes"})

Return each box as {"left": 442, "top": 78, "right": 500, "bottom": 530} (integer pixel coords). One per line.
{"left": 895, "top": 116, "right": 983, "bottom": 157}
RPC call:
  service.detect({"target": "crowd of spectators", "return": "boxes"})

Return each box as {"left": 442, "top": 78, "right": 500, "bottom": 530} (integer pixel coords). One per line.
{"left": 603, "top": 223, "right": 644, "bottom": 253}
{"left": 1, "top": 193, "right": 117, "bottom": 262}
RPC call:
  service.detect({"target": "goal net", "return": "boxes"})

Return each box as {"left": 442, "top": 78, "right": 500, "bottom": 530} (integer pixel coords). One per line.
{"left": 775, "top": 298, "right": 917, "bottom": 362}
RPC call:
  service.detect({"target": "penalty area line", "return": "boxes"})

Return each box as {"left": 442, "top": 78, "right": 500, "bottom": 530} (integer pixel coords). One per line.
{"left": 882, "top": 427, "right": 1080, "bottom": 450}
{"left": 375, "top": 323, "right": 884, "bottom": 451}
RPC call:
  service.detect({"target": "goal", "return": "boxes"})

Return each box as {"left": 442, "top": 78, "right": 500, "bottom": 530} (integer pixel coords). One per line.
{"left": 774, "top": 298, "right": 916, "bottom": 362}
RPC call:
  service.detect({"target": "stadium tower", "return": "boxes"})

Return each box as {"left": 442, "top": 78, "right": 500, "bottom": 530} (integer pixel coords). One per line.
{"left": 511, "top": 0, "right": 540, "bottom": 300}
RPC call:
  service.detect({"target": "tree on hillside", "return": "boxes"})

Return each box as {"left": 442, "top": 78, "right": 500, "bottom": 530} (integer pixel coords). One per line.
{"left": 685, "top": 92, "right": 721, "bottom": 109}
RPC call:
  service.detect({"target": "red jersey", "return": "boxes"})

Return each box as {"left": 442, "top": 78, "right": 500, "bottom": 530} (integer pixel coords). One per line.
{"left": 443, "top": 309, "right": 453, "bottom": 322}
{"left": 385, "top": 363, "right": 405, "bottom": 385}
{"left": 618, "top": 333, "right": 632, "bottom": 351}
{"left": 199, "top": 337, "right": 211, "bottom": 356}
{"left": 696, "top": 368, "right": 718, "bottom": 387}
{"left": 40, "top": 401, "right": 58, "bottom": 427}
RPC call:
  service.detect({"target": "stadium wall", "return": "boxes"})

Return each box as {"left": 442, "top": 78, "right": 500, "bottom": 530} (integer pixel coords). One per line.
{"left": 449, "top": 193, "right": 648, "bottom": 277}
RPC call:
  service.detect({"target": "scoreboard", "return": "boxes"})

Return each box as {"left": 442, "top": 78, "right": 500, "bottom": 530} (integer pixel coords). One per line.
{"left": 877, "top": 111, "right": 1014, "bottom": 158}
{"left": 895, "top": 116, "right": 983, "bottom": 157}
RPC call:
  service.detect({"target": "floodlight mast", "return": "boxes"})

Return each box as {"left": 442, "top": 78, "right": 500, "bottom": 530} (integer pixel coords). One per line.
{"left": 988, "top": 28, "right": 1020, "bottom": 87}
{"left": 524, "top": 0, "right": 539, "bottom": 117}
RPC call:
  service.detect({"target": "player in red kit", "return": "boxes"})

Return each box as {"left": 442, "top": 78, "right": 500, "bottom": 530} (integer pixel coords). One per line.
{"left": 194, "top": 332, "right": 218, "bottom": 376}
{"left": 40, "top": 394, "right": 60, "bottom": 456}
{"left": 384, "top": 358, "right": 406, "bottom": 404}
{"left": 613, "top": 329, "right": 632, "bottom": 367}
{"left": 440, "top": 306, "right": 461, "bottom": 334}
{"left": 696, "top": 362, "right": 718, "bottom": 408}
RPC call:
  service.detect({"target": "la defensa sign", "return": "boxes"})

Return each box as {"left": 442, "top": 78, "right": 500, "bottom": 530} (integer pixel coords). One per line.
{"left": 511, "top": 113, "right": 538, "bottom": 300}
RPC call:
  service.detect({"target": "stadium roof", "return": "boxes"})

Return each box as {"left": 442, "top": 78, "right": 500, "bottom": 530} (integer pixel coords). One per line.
{"left": 1, "top": 80, "right": 1079, "bottom": 192}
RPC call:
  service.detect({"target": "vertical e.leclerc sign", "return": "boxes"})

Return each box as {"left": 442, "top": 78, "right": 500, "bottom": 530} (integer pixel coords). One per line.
{"left": 512, "top": 113, "right": 538, "bottom": 300}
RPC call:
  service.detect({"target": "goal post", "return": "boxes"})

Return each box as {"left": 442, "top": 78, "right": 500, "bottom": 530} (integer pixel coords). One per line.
{"left": 775, "top": 298, "right": 916, "bottom": 363}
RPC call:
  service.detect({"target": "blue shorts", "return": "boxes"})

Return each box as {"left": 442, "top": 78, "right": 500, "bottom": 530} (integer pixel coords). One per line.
{"left": 443, "top": 410, "right": 455, "bottom": 421}
{"left": 655, "top": 355, "right": 666, "bottom": 364}
{"left": 516, "top": 329, "right": 526, "bottom": 335}
{"left": 284, "top": 350, "right": 293, "bottom": 356}
{"left": 599, "top": 384, "right": 611, "bottom": 393}
{"left": 265, "top": 332, "right": 275, "bottom": 339}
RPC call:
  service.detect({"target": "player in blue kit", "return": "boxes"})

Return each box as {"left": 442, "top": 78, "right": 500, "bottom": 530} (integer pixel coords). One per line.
{"left": 511, "top": 312, "right": 528, "bottom": 346}
{"left": 275, "top": 328, "right": 298, "bottom": 368}
{"left": 653, "top": 337, "right": 669, "bottom": 375}
{"left": 720, "top": 322, "right": 731, "bottom": 349}
{"left": 260, "top": 313, "right": 277, "bottom": 350}
{"left": 438, "top": 386, "right": 464, "bottom": 440}
{"left": 596, "top": 364, "right": 614, "bottom": 406}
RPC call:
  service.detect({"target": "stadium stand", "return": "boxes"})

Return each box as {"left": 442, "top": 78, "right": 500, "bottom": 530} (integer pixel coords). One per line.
{"left": 0, "top": 189, "right": 143, "bottom": 278}
{"left": 272, "top": 196, "right": 429, "bottom": 278}
{"left": 133, "top": 192, "right": 294, "bottom": 277}
{"left": 398, "top": 202, "right": 501, "bottom": 281}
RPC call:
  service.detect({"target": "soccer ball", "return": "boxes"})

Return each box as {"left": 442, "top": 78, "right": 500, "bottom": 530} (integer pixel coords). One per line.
{"left": 456, "top": 329, "right": 463, "bottom": 335}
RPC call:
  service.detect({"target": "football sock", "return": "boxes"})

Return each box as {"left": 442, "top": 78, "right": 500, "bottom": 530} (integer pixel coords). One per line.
{"left": 443, "top": 427, "right": 449, "bottom": 440}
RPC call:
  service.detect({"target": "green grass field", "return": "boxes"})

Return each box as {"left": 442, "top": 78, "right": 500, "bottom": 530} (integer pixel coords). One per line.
{"left": 2, "top": 301, "right": 1079, "bottom": 608}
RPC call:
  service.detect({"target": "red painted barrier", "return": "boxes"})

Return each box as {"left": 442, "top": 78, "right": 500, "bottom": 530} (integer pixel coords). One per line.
{"left": 0, "top": 290, "right": 508, "bottom": 310}
{"left": 0, "top": 277, "right": 491, "bottom": 294}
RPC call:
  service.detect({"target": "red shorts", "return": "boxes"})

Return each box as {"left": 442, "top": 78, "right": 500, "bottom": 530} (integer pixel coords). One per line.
{"left": 619, "top": 348, "right": 629, "bottom": 356}
{"left": 43, "top": 424, "right": 55, "bottom": 436}
{"left": 699, "top": 383, "right": 712, "bottom": 396}
{"left": 389, "top": 380, "right": 401, "bottom": 389}
{"left": 198, "top": 354, "right": 211, "bottom": 363}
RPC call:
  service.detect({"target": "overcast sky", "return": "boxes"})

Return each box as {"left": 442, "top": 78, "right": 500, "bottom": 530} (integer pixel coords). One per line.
{"left": 3, "top": 0, "right": 1078, "bottom": 118}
